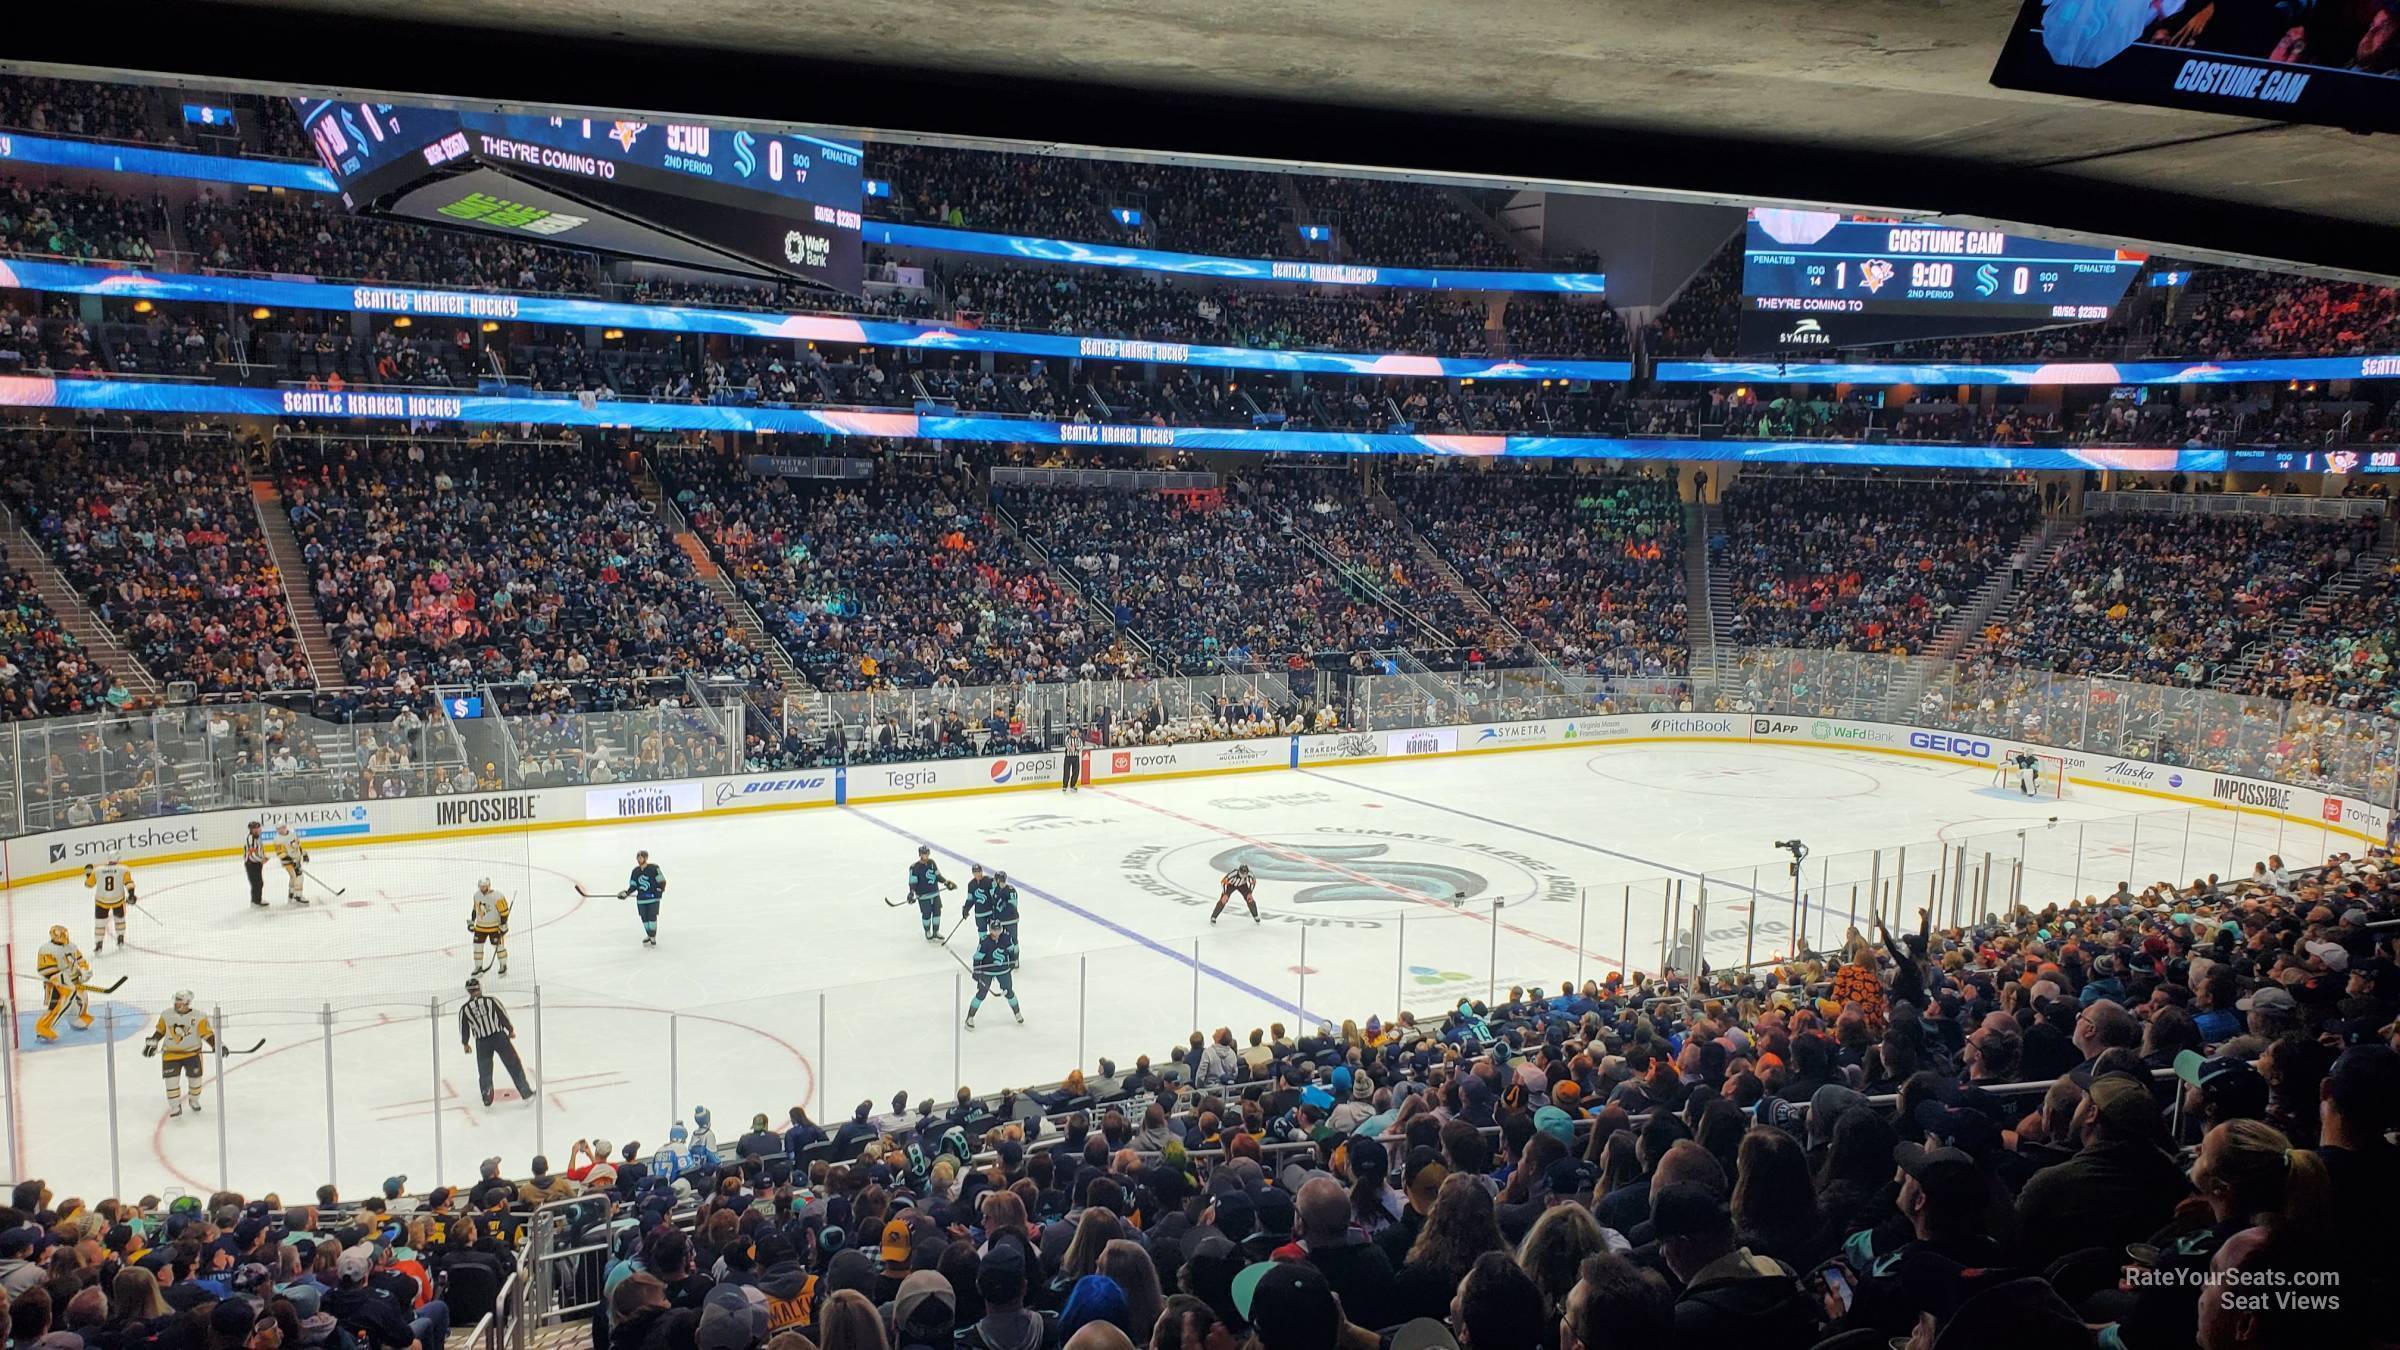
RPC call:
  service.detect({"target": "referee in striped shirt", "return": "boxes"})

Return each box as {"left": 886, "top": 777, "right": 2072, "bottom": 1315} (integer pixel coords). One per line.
{"left": 243, "top": 821, "right": 268, "bottom": 908}
{"left": 459, "top": 977, "right": 535, "bottom": 1107}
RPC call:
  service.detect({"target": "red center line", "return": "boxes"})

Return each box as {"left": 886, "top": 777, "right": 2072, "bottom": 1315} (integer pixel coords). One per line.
{"left": 1097, "top": 790, "right": 1625, "bottom": 971}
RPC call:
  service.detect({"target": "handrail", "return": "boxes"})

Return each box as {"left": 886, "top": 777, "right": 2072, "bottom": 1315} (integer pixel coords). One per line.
{"left": 989, "top": 492, "right": 1175, "bottom": 678}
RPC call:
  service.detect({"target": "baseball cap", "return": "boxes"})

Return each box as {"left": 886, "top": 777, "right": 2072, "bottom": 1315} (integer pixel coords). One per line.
{"left": 2174, "top": 1050, "right": 2268, "bottom": 1119}
{"left": 1542, "top": 1156, "right": 1598, "bottom": 1198}
{"left": 1387, "top": 1320, "right": 1461, "bottom": 1350}
{"left": 381, "top": 1176, "right": 407, "bottom": 1198}
{"left": 335, "top": 1244, "right": 373, "bottom": 1283}
{"left": 2086, "top": 1074, "right": 2165, "bottom": 1139}
{"left": 1237, "top": 1262, "right": 1339, "bottom": 1350}
{"left": 1181, "top": 1234, "right": 1242, "bottom": 1320}
{"left": 880, "top": 1217, "right": 911, "bottom": 1265}
{"left": 892, "top": 1269, "right": 955, "bottom": 1328}
{"left": 279, "top": 1283, "right": 323, "bottom": 1319}
{"left": 1531, "top": 1106, "right": 1575, "bottom": 1145}
{"left": 1894, "top": 1143, "right": 1985, "bottom": 1213}
{"left": 2304, "top": 941, "right": 2351, "bottom": 973}
{"left": 1911, "top": 1102, "right": 2001, "bottom": 1159}
{"left": 2236, "top": 986, "right": 2297, "bottom": 1013}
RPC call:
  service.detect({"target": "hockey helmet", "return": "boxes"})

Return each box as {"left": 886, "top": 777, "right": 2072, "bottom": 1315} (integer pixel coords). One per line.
{"left": 477, "top": 877, "right": 492, "bottom": 891}
{"left": 465, "top": 976, "right": 482, "bottom": 993}
{"left": 994, "top": 870, "right": 1008, "bottom": 885}
{"left": 173, "top": 990, "right": 193, "bottom": 1009}
{"left": 277, "top": 823, "right": 294, "bottom": 837}
{"left": 917, "top": 844, "right": 931, "bottom": 857}
{"left": 971, "top": 862, "right": 985, "bottom": 874}
{"left": 48, "top": 924, "right": 68, "bottom": 944}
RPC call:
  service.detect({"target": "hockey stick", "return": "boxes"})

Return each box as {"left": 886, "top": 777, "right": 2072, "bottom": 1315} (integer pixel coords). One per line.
{"left": 941, "top": 910, "right": 979, "bottom": 944}
{"left": 882, "top": 895, "right": 917, "bottom": 909}
{"left": 218, "top": 1039, "right": 266, "bottom": 1056}
{"left": 74, "top": 976, "right": 129, "bottom": 994}
{"left": 304, "top": 870, "right": 348, "bottom": 898}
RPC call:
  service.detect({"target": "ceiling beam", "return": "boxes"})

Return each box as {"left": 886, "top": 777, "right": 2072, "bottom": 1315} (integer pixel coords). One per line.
{"left": 9, "top": 3, "right": 2394, "bottom": 280}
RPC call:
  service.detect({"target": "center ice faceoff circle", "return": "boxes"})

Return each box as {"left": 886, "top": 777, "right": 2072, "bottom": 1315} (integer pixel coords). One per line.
{"left": 1127, "top": 829, "right": 1577, "bottom": 919}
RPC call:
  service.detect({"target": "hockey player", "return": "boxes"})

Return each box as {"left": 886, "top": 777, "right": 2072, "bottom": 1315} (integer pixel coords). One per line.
{"left": 278, "top": 825, "right": 311, "bottom": 905}
{"left": 2008, "top": 751, "right": 2044, "bottom": 797}
{"left": 1212, "top": 863, "right": 1260, "bottom": 924}
{"left": 968, "top": 870, "right": 1021, "bottom": 943}
{"left": 468, "top": 877, "right": 511, "bottom": 976}
{"left": 143, "top": 990, "right": 216, "bottom": 1116}
{"left": 908, "top": 845, "right": 957, "bottom": 942}
{"left": 34, "top": 925, "right": 94, "bottom": 1041}
{"left": 964, "top": 917, "right": 1023, "bottom": 1029}
{"left": 962, "top": 863, "right": 994, "bottom": 931}
{"left": 85, "top": 858, "right": 136, "bottom": 952}
{"left": 620, "top": 850, "right": 666, "bottom": 946}
{"left": 994, "top": 870, "right": 1020, "bottom": 927}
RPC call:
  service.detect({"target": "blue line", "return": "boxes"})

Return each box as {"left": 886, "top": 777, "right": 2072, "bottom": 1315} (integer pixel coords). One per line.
{"left": 844, "top": 806, "right": 1329, "bottom": 1026}
{"left": 1296, "top": 768, "right": 1863, "bottom": 934}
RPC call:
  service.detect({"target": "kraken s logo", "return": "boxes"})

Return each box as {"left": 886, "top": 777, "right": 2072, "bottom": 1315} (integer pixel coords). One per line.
{"left": 733, "top": 131, "right": 756, "bottom": 178}
{"left": 1208, "top": 843, "right": 1488, "bottom": 906}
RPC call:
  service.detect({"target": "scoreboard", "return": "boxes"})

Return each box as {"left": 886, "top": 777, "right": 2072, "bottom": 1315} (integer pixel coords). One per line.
{"left": 291, "top": 100, "right": 864, "bottom": 293}
{"left": 1740, "top": 211, "right": 2144, "bottom": 352}
{"left": 2227, "top": 449, "right": 2400, "bottom": 475}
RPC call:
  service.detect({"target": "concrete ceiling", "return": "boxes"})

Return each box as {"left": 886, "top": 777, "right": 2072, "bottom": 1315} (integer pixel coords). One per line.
{"left": 16, "top": 0, "right": 2398, "bottom": 279}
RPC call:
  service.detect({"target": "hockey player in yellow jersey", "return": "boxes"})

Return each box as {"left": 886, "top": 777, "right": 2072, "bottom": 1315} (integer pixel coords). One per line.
{"left": 34, "top": 925, "right": 93, "bottom": 1041}
{"left": 85, "top": 859, "right": 136, "bottom": 952}
{"left": 144, "top": 990, "right": 216, "bottom": 1116}
{"left": 277, "top": 825, "right": 310, "bottom": 905}
{"left": 468, "top": 877, "right": 511, "bottom": 976}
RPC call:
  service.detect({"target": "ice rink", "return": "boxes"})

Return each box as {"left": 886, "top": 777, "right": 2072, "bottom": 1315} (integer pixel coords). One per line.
{"left": 1, "top": 740, "right": 2331, "bottom": 1202}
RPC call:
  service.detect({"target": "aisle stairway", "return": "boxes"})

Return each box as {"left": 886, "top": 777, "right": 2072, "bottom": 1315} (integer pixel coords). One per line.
{"left": 1924, "top": 523, "right": 2061, "bottom": 666}
{"left": 247, "top": 480, "right": 338, "bottom": 689}
{"left": 1700, "top": 503, "right": 1739, "bottom": 683}
{"left": 630, "top": 459, "right": 810, "bottom": 703}
{"left": 0, "top": 505, "right": 160, "bottom": 696}
{"left": 1883, "top": 521, "right": 2062, "bottom": 718}
{"left": 1364, "top": 477, "right": 1526, "bottom": 650}
{"left": 2214, "top": 535, "right": 2399, "bottom": 690}
{"left": 1683, "top": 500, "right": 1718, "bottom": 682}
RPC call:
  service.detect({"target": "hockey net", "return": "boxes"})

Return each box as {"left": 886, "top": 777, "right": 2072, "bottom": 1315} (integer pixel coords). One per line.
{"left": 1994, "top": 751, "right": 2071, "bottom": 799}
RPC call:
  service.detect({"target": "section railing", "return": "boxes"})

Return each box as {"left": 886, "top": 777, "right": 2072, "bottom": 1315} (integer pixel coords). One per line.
{"left": 0, "top": 646, "right": 2386, "bottom": 834}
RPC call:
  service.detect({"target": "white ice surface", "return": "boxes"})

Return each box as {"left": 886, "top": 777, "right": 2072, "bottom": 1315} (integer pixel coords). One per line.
{"left": 2, "top": 742, "right": 2324, "bottom": 1201}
